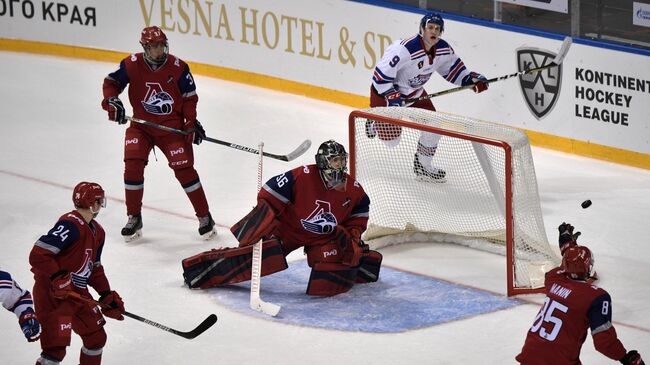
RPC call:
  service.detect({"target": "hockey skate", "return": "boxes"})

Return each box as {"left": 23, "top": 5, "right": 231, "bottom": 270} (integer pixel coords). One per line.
{"left": 121, "top": 214, "right": 143, "bottom": 242}
{"left": 198, "top": 213, "right": 217, "bottom": 240}
{"left": 413, "top": 154, "right": 446, "bottom": 183}
{"left": 365, "top": 120, "right": 376, "bottom": 139}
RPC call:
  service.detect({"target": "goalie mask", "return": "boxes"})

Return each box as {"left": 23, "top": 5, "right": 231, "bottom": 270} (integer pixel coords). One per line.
{"left": 140, "top": 26, "right": 169, "bottom": 66}
{"left": 315, "top": 140, "right": 348, "bottom": 190}
{"left": 561, "top": 245, "right": 594, "bottom": 280}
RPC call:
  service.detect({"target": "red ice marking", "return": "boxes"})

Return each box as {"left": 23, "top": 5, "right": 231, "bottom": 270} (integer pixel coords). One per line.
{"left": 0, "top": 169, "right": 229, "bottom": 229}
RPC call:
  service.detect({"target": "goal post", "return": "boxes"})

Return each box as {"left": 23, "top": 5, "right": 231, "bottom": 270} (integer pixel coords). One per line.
{"left": 348, "top": 107, "right": 561, "bottom": 296}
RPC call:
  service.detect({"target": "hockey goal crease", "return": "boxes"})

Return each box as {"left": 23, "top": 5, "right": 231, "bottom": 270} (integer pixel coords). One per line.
{"left": 349, "top": 107, "right": 561, "bottom": 295}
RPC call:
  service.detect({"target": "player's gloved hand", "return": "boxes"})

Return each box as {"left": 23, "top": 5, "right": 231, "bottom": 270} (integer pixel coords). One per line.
{"left": 384, "top": 90, "right": 403, "bottom": 107}
{"left": 338, "top": 227, "right": 369, "bottom": 267}
{"left": 184, "top": 120, "right": 206, "bottom": 145}
{"left": 105, "top": 97, "right": 127, "bottom": 124}
{"left": 462, "top": 72, "right": 489, "bottom": 93}
{"left": 620, "top": 350, "right": 645, "bottom": 365}
{"left": 50, "top": 270, "right": 73, "bottom": 299}
{"left": 99, "top": 290, "right": 125, "bottom": 321}
{"left": 19, "top": 308, "right": 41, "bottom": 342}
{"left": 558, "top": 222, "right": 581, "bottom": 254}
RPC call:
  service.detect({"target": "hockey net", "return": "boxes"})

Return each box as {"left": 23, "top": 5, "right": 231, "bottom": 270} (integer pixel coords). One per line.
{"left": 349, "top": 107, "right": 561, "bottom": 295}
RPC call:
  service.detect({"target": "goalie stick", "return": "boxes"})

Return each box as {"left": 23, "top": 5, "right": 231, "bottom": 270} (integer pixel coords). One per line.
{"left": 405, "top": 36, "right": 573, "bottom": 103}
{"left": 250, "top": 141, "right": 281, "bottom": 317}
{"left": 67, "top": 292, "right": 217, "bottom": 339}
{"left": 125, "top": 116, "right": 311, "bottom": 162}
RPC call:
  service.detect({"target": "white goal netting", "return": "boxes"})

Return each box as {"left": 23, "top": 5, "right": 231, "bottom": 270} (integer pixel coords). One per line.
{"left": 350, "top": 107, "right": 561, "bottom": 294}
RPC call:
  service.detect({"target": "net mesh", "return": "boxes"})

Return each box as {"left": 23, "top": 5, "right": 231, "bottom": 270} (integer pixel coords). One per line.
{"left": 350, "top": 107, "right": 561, "bottom": 291}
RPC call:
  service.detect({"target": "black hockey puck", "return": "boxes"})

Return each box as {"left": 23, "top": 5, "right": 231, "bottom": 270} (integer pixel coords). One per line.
{"left": 581, "top": 200, "right": 592, "bottom": 209}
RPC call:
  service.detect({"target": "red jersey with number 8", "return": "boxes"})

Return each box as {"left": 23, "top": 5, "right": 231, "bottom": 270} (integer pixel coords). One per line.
{"left": 516, "top": 268, "right": 627, "bottom": 365}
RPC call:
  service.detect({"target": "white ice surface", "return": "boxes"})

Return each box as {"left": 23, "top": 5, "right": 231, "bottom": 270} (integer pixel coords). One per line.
{"left": 0, "top": 52, "right": 648, "bottom": 364}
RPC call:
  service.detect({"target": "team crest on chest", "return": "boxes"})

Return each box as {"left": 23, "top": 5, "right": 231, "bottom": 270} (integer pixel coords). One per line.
{"left": 418, "top": 61, "right": 424, "bottom": 69}
{"left": 142, "top": 82, "right": 174, "bottom": 115}
{"left": 300, "top": 200, "right": 337, "bottom": 234}
{"left": 71, "top": 248, "right": 94, "bottom": 289}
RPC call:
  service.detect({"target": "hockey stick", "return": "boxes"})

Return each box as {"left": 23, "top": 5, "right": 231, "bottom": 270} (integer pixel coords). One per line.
{"left": 125, "top": 116, "right": 311, "bottom": 162}
{"left": 67, "top": 292, "right": 217, "bottom": 339}
{"left": 249, "top": 141, "right": 281, "bottom": 317}
{"left": 405, "top": 36, "right": 573, "bottom": 103}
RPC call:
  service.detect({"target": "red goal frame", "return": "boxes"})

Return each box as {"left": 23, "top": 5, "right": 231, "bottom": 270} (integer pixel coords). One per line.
{"left": 348, "top": 110, "right": 545, "bottom": 296}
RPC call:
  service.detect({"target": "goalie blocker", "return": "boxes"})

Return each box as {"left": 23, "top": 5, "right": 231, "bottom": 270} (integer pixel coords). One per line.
{"left": 182, "top": 199, "right": 382, "bottom": 296}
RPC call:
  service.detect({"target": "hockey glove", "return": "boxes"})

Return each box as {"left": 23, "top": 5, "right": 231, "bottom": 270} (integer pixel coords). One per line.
{"left": 336, "top": 227, "right": 369, "bottom": 267}
{"left": 620, "top": 350, "right": 645, "bottom": 365}
{"left": 19, "top": 308, "right": 41, "bottom": 342}
{"left": 462, "top": 72, "right": 489, "bottom": 93}
{"left": 105, "top": 97, "right": 127, "bottom": 124}
{"left": 558, "top": 222, "right": 581, "bottom": 254}
{"left": 50, "top": 270, "right": 73, "bottom": 299}
{"left": 185, "top": 120, "right": 206, "bottom": 145}
{"left": 99, "top": 290, "right": 125, "bottom": 321}
{"left": 384, "top": 90, "right": 403, "bottom": 107}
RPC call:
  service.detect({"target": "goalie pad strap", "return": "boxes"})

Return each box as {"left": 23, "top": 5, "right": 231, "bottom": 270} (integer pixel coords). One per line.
{"left": 306, "top": 262, "right": 358, "bottom": 297}
{"left": 356, "top": 250, "right": 382, "bottom": 283}
{"left": 182, "top": 238, "right": 287, "bottom": 289}
{"left": 230, "top": 199, "right": 277, "bottom": 246}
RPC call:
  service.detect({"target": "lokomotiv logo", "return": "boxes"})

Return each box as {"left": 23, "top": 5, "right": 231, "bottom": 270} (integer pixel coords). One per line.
{"left": 516, "top": 47, "right": 562, "bottom": 120}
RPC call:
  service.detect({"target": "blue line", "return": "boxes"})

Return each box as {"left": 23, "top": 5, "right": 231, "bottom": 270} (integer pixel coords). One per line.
{"left": 347, "top": 0, "right": 650, "bottom": 56}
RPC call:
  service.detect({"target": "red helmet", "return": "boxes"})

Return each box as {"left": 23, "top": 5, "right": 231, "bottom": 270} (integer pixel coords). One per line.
{"left": 561, "top": 245, "right": 593, "bottom": 280}
{"left": 140, "top": 26, "right": 167, "bottom": 45}
{"left": 140, "top": 26, "right": 169, "bottom": 65}
{"left": 73, "top": 182, "right": 106, "bottom": 209}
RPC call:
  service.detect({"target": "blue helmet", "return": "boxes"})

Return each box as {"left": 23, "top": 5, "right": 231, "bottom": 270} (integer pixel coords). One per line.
{"left": 420, "top": 12, "right": 444, "bottom": 33}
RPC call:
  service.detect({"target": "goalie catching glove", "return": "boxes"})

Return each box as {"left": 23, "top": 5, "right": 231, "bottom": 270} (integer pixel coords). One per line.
{"left": 332, "top": 226, "right": 369, "bottom": 267}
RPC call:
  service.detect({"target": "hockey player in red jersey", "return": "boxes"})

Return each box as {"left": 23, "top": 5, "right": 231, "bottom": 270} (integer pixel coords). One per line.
{"left": 516, "top": 223, "right": 644, "bottom": 365}
{"left": 29, "top": 182, "right": 125, "bottom": 365}
{"left": 0, "top": 269, "right": 41, "bottom": 342}
{"left": 101, "top": 25, "right": 215, "bottom": 241}
{"left": 367, "top": 12, "right": 489, "bottom": 182}
{"left": 182, "top": 140, "right": 383, "bottom": 296}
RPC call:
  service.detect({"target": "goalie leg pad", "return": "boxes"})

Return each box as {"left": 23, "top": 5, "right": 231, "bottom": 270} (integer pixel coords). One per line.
{"left": 356, "top": 250, "right": 382, "bottom": 283}
{"left": 182, "top": 238, "right": 287, "bottom": 289}
{"left": 230, "top": 199, "right": 277, "bottom": 246}
{"left": 306, "top": 262, "right": 358, "bottom": 297}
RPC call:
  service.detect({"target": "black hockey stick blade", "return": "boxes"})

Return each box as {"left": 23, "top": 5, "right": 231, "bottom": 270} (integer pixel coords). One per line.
{"left": 123, "top": 311, "right": 218, "bottom": 339}
{"left": 66, "top": 291, "right": 218, "bottom": 340}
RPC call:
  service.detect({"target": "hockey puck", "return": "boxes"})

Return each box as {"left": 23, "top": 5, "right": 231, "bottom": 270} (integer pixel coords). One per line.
{"left": 581, "top": 200, "right": 592, "bottom": 209}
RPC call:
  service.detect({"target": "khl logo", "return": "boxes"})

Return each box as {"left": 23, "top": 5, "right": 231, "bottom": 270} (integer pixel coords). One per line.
{"left": 516, "top": 47, "right": 563, "bottom": 120}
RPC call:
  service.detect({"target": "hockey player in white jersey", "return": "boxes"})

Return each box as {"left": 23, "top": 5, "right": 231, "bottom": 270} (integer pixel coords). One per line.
{"left": 368, "top": 12, "right": 489, "bottom": 181}
{"left": 0, "top": 269, "right": 41, "bottom": 342}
